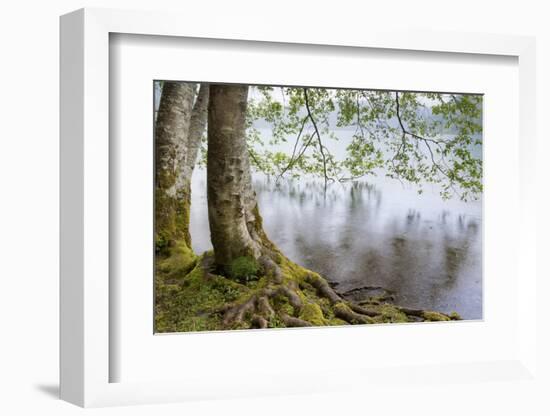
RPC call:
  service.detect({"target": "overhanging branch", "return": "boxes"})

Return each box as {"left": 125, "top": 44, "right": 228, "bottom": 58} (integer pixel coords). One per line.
{"left": 303, "top": 88, "right": 331, "bottom": 189}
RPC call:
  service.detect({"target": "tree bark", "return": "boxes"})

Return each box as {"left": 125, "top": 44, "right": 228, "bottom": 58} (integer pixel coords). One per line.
{"left": 154, "top": 81, "right": 196, "bottom": 250}
{"left": 207, "top": 84, "right": 272, "bottom": 268}
{"left": 174, "top": 83, "right": 210, "bottom": 249}
{"left": 181, "top": 84, "right": 209, "bottom": 184}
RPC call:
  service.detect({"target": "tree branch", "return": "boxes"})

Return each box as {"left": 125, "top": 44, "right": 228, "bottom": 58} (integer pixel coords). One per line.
{"left": 248, "top": 149, "right": 262, "bottom": 170}
{"left": 394, "top": 92, "right": 460, "bottom": 197}
{"left": 276, "top": 115, "right": 309, "bottom": 182}
{"left": 303, "top": 88, "right": 330, "bottom": 189}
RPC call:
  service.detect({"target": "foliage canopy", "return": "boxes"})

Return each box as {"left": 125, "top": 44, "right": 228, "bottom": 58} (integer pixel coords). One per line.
{"left": 242, "top": 86, "right": 482, "bottom": 201}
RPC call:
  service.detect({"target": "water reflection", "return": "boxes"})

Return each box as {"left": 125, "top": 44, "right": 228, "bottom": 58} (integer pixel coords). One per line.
{"left": 190, "top": 169, "right": 482, "bottom": 319}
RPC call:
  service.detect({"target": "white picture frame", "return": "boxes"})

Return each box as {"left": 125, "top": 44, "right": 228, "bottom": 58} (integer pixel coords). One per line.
{"left": 60, "top": 7, "right": 538, "bottom": 408}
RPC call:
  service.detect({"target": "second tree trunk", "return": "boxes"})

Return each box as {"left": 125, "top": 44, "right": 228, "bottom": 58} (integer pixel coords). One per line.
{"left": 207, "top": 84, "right": 271, "bottom": 269}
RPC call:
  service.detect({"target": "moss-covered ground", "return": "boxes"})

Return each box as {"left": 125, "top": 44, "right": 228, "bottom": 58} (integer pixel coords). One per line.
{"left": 155, "top": 249, "right": 460, "bottom": 333}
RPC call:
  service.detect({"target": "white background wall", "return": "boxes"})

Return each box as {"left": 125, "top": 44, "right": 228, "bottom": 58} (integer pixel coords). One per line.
{"left": 0, "top": 1, "right": 548, "bottom": 415}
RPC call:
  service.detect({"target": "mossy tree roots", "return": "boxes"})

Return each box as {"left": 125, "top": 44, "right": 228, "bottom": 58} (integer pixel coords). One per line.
{"left": 220, "top": 252, "right": 458, "bottom": 329}
{"left": 155, "top": 246, "right": 459, "bottom": 333}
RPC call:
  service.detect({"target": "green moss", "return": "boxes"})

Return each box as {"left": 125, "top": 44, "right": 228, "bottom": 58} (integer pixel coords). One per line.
{"left": 268, "top": 314, "right": 287, "bottom": 328}
{"left": 328, "top": 318, "right": 348, "bottom": 326}
{"left": 371, "top": 304, "right": 409, "bottom": 324}
{"left": 155, "top": 183, "right": 192, "bottom": 254}
{"left": 250, "top": 204, "right": 278, "bottom": 252}
{"left": 270, "top": 292, "right": 295, "bottom": 316}
{"left": 244, "top": 275, "right": 269, "bottom": 291}
{"left": 449, "top": 311, "right": 461, "bottom": 320}
{"left": 157, "top": 241, "right": 197, "bottom": 280}
{"left": 299, "top": 302, "right": 328, "bottom": 326}
{"left": 155, "top": 234, "right": 169, "bottom": 255}
{"left": 155, "top": 259, "right": 250, "bottom": 333}
{"left": 277, "top": 254, "right": 311, "bottom": 283}
{"left": 174, "top": 193, "right": 192, "bottom": 248}
{"left": 422, "top": 311, "right": 451, "bottom": 322}
{"left": 228, "top": 256, "right": 260, "bottom": 282}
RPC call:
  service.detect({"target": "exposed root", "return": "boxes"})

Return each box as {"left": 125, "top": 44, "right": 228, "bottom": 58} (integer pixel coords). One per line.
{"left": 397, "top": 306, "right": 424, "bottom": 317}
{"left": 342, "top": 285, "right": 394, "bottom": 296}
{"left": 256, "top": 296, "right": 275, "bottom": 318}
{"left": 222, "top": 295, "right": 257, "bottom": 326}
{"left": 347, "top": 302, "right": 379, "bottom": 317}
{"left": 281, "top": 314, "right": 312, "bottom": 327}
{"left": 302, "top": 273, "right": 381, "bottom": 324}
{"left": 258, "top": 255, "right": 283, "bottom": 284}
{"left": 342, "top": 285, "right": 396, "bottom": 303}
{"left": 221, "top": 282, "right": 305, "bottom": 327}
{"left": 251, "top": 315, "right": 268, "bottom": 329}
{"left": 333, "top": 302, "right": 374, "bottom": 324}
{"left": 305, "top": 274, "right": 342, "bottom": 304}
{"left": 276, "top": 285, "right": 302, "bottom": 311}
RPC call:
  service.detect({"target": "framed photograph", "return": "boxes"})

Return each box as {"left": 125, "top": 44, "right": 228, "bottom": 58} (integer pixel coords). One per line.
{"left": 60, "top": 8, "right": 538, "bottom": 408}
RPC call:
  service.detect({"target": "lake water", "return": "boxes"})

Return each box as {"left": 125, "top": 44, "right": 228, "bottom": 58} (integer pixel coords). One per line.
{"left": 189, "top": 168, "right": 483, "bottom": 320}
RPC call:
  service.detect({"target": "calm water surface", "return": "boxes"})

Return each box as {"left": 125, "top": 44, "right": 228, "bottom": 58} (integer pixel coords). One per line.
{"left": 190, "top": 169, "right": 482, "bottom": 320}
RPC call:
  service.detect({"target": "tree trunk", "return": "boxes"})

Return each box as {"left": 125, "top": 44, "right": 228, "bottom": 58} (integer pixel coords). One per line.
{"left": 181, "top": 84, "right": 209, "bottom": 184}
{"left": 154, "top": 81, "right": 196, "bottom": 250}
{"left": 205, "top": 84, "right": 356, "bottom": 327}
{"left": 174, "top": 83, "right": 209, "bottom": 250}
{"left": 207, "top": 84, "right": 276, "bottom": 269}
